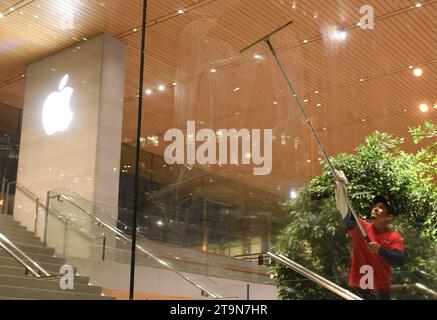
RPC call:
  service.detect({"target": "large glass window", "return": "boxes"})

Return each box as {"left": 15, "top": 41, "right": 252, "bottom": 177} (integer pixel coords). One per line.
{"left": 0, "top": 0, "right": 435, "bottom": 301}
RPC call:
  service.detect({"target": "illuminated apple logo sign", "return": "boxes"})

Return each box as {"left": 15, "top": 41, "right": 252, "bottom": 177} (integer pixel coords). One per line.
{"left": 42, "top": 74, "right": 74, "bottom": 136}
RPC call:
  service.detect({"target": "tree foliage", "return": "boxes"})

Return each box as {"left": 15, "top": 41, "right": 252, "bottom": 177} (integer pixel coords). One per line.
{"left": 273, "top": 127, "right": 437, "bottom": 300}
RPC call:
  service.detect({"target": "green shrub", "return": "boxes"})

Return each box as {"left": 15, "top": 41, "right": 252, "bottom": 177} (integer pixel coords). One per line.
{"left": 273, "top": 128, "right": 437, "bottom": 300}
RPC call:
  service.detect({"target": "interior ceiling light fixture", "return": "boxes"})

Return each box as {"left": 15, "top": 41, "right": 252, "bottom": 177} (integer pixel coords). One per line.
{"left": 413, "top": 68, "right": 423, "bottom": 77}
{"left": 419, "top": 103, "right": 429, "bottom": 112}
{"left": 331, "top": 27, "right": 347, "bottom": 41}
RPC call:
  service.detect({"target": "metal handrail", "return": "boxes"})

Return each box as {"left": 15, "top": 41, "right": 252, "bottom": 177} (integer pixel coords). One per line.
{"left": 267, "top": 252, "right": 362, "bottom": 300}
{"left": 0, "top": 232, "right": 50, "bottom": 278}
{"left": 50, "top": 192, "right": 224, "bottom": 299}
{"left": 392, "top": 283, "right": 437, "bottom": 297}
{"left": 5, "top": 182, "right": 39, "bottom": 232}
{"left": 6, "top": 182, "right": 107, "bottom": 259}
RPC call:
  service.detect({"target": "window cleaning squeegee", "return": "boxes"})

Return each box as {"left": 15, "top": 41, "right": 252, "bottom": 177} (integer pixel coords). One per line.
{"left": 240, "top": 21, "right": 370, "bottom": 242}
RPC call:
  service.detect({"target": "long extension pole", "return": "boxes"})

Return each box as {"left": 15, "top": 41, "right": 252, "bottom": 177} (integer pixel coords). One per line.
{"left": 129, "top": 0, "right": 149, "bottom": 301}
{"left": 240, "top": 23, "right": 369, "bottom": 241}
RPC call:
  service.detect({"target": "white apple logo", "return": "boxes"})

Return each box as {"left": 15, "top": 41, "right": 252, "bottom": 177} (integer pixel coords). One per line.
{"left": 42, "top": 74, "right": 74, "bottom": 136}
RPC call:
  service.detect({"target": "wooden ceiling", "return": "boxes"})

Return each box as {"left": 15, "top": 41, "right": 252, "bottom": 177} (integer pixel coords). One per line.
{"left": 0, "top": 0, "right": 436, "bottom": 199}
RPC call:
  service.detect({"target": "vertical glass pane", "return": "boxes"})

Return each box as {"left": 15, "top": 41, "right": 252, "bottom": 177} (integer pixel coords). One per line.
{"left": 137, "top": 0, "right": 436, "bottom": 300}
{"left": 0, "top": 0, "right": 144, "bottom": 300}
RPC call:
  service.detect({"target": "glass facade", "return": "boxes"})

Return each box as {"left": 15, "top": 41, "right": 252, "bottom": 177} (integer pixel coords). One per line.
{"left": 0, "top": 0, "right": 436, "bottom": 300}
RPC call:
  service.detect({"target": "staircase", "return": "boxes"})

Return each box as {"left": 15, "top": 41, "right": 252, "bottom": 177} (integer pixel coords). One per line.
{"left": 0, "top": 214, "right": 114, "bottom": 300}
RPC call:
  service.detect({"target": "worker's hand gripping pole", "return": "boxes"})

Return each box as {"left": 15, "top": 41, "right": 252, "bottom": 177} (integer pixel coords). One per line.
{"left": 240, "top": 22, "right": 370, "bottom": 242}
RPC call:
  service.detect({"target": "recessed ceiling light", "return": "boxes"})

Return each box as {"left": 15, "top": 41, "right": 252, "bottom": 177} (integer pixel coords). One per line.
{"left": 316, "top": 103, "right": 322, "bottom": 107}
{"left": 210, "top": 69, "right": 217, "bottom": 73}
{"left": 233, "top": 87, "right": 240, "bottom": 92}
{"left": 360, "top": 78, "right": 364, "bottom": 82}
{"left": 416, "top": 3, "right": 422, "bottom": 8}
{"left": 304, "top": 99, "right": 309, "bottom": 103}
{"left": 433, "top": 104, "right": 437, "bottom": 110}
{"left": 158, "top": 85, "right": 165, "bottom": 91}
{"left": 133, "top": 28, "right": 138, "bottom": 32}
{"left": 172, "top": 82, "right": 177, "bottom": 86}
{"left": 413, "top": 68, "right": 423, "bottom": 77}
{"left": 273, "top": 101, "right": 278, "bottom": 105}
{"left": 254, "top": 54, "right": 263, "bottom": 60}
{"left": 419, "top": 103, "right": 429, "bottom": 112}
{"left": 145, "top": 89, "right": 152, "bottom": 95}
{"left": 0, "top": 13, "right": 4, "bottom": 19}
{"left": 9, "top": 7, "right": 15, "bottom": 11}
{"left": 303, "top": 40, "right": 308, "bottom": 43}
{"left": 178, "top": 9, "right": 185, "bottom": 14}
{"left": 333, "top": 28, "right": 347, "bottom": 41}
{"left": 361, "top": 119, "right": 367, "bottom": 122}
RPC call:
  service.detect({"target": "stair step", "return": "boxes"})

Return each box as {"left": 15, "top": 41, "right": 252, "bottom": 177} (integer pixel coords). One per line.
{"left": 0, "top": 224, "right": 30, "bottom": 233}
{"left": 0, "top": 214, "right": 15, "bottom": 220}
{"left": 0, "top": 220, "right": 25, "bottom": 229}
{"left": 15, "top": 243, "right": 55, "bottom": 256}
{"left": 1, "top": 235, "right": 43, "bottom": 247}
{"left": 0, "top": 265, "right": 90, "bottom": 284}
{"left": 0, "top": 250, "right": 65, "bottom": 265}
{"left": 0, "top": 256, "right": 77, "bottom": 274}
{"left": 0, "top": 275, "right": 102, "bottom": 295}
{"left": 0, "top": 296, "right": 34, "bottom": 300}
{"left": 0, "top": 230, "right": 42, "bottom": 242}
{"left": 0, "top": 284, "right": 113, "bottom": 300}
{"left": 0, "top": 215, "right": 114, "bottom": 300}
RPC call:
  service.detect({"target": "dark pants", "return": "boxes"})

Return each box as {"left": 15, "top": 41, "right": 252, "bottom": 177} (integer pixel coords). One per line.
{"left": 352, "top": 288, "right": 391, "bottom": 300}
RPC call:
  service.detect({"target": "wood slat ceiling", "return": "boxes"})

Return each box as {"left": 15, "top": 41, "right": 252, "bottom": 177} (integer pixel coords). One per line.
{"left": 0, "top": 0, "right": 436, "bottom": 199}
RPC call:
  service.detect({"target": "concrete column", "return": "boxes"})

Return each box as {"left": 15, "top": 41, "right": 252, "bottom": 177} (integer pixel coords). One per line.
{"left": 14, "top": 34, "right": 125, "bottom": 258}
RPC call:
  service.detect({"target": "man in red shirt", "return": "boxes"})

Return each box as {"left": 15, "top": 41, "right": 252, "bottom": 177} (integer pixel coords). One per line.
{"left": 344, "top": 196, "right": 405, "bottom": 300}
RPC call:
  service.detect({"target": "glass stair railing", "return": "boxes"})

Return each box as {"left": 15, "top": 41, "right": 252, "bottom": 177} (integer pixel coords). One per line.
{"left": 266, "top": 252, "right": 362, "bottom": 300}
{"left": 45, "top": 188, "right": 229, "bottom": 299}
